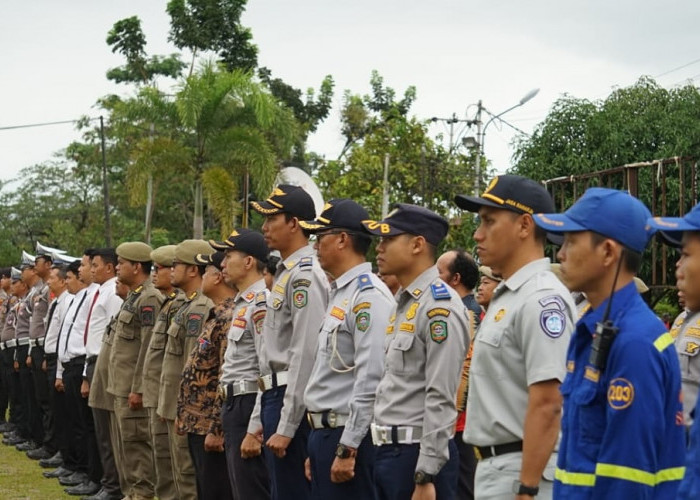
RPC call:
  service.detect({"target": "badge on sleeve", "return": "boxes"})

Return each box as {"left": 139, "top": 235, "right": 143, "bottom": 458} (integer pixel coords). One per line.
{"left": 356, "top": 312, "right": 370, "bottom": 332}
{"left": 293, "top": 289, "right": 308, "bottom": 308}
{"left": 430, "top": 320, "right": 448, "bottom": 343}
{"left": 141, "top": 306, "right": 155, "bottom": 326}
{"left": 186, "top": 313, "right": 203, "bottom": 336}
{"left": 540, "top": 309, "right": 566, "bottom": 338}
{"left": 607, "top": 378, "right": 634, "bottom": 410}
{"left": 252, "top": 310, "right": 266, "bottom": 334}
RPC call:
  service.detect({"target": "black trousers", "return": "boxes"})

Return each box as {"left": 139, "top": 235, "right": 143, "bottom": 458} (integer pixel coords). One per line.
{"left": 47, "top": 352, "right": 77, "bottom": 469}
{"left": 222, "top": 392, "right": 270, "bottom": 499}
{"left": 455, "top": 431, "right": 477, "bottom": 500}
{"left": 63, "top": 357, "right": 102, "bottom": 483}
{"left": 0, "top": 347, "right": 19, "bottom": 427}
{"left": 188, "top": 432, "right": 234, "bottom": 500}
{"left": 0, "top": 347, "right": 8, "bottom": 422}
{"left": 30, "top": 346, "right": 55, "bottom": 452}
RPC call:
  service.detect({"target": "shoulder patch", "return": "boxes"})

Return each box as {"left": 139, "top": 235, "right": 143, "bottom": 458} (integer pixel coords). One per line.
{"left": 141, "top": 305, "right": 155, "bottom": 326}
{"left": 608, "top": 378, "right": 634, "bottom": 410}
{"left": 427, "top": 307, "right": 450, "bottom": 318}
{"left": 352, "top": 302, "right": 371, "bottom": 313}
{"left": 357, "top": 274, "right": 374, "bottom": 291}
{"left": 430, "top": 283, "right": 451, "bottom": 300}
{"left": 252, "top": 309, "right": 266, "bottom": 334}
{"left": 430, "top": 320, "right": 448, "bottom": 343}
{"left": 538, "top": 294, "right": 565, "bottom": 310}
{"left": 186, "top": 313, "right": 204, "bottom": 336}
{"left": 356, "top": 311, "right": 370, "bottom": 332}
{"left": 255, "top": 291, "right": 267, "bottom": 306}
{"left": 298, "top": 257, "right": 313, "bottom": 268}
{"left": 293, "top": 289, "right": 308, "bottom": 308}
{"left": 540, "top": 309, "right": 566, "bottom": 338}
{"left": 292, "top": 279, "right": 311, "bottom": 288}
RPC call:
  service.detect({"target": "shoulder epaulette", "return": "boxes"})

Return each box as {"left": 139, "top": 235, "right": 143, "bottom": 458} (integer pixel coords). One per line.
{"left": 255, "top": 291, "right": 267, "bottom": 306}
{"left": 430, "top": 282, "right": 451, "bottom": 300}
{"left": 357, "top": 273, "right": 374, "bottom": 291}
{"left": 298, "top": 257, "right": 313, "bottom": 268}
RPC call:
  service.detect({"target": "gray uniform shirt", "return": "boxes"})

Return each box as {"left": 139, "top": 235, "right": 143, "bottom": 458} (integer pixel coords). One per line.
{"left": 671, "top": 309, "right": 700, "bottom": 425}
{"left": 258, "top": 245, "right": 329, "bottom": 438}
{"left": 304, "top": 262, "right": 394, "bottom": 448}
{"left": 374, "top": 265, "right": 469, "bottom": 475}
{"left": 28, "top": 280, "right": 49, "bottom": 340}
{"left": 1, "top": 296, "right": 19, "bottom": 342}
{"left": 464, "top": 258, "right": 575, "bottom": 446}
{"left": 16, "top": 283, "right": 41, "bottom": 340}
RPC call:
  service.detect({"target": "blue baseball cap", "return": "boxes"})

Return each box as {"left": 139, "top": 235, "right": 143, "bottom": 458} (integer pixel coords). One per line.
{"left": 532, "top": 188, "right": 654, "bottom": 253}
{"left": 647, "top": 202, "right": 700, "bottom": 248}
{"left": 360, "top": 203, "right": 449, "bottom": 247}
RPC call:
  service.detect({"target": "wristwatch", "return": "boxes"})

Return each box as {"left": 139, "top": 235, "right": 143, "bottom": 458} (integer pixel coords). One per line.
{"left": 512, "top": 480, "right": 539, "bottom": 496}
{"left": 414, "top": 471, "right": 435, "bottom": 485}
{"left": 335, "top": 443, "right": 356, "bottom": 459}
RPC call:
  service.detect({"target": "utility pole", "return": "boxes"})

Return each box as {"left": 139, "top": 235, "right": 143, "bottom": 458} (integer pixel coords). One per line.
{"left": 381, "top": 153, "right": 390, "bottom": 218}
{"left": 473, "top": 101, "right": 483, "bottom": 196}
{"left": 99, "top": 116, "right": 112, "bottom": 246}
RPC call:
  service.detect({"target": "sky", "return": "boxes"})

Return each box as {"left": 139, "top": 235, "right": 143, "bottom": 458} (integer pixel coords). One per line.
{"left": 3, "top": 0, "right": 700, "bottom": 187}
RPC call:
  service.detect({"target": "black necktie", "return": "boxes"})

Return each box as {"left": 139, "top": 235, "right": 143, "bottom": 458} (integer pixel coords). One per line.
{"left": 44, "top": 300, "right": 58, "bottom": 336}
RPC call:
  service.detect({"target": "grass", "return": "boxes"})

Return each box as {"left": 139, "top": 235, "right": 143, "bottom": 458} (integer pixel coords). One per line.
{"left": 0, "top": 439, "right": 72, "bottom": 499}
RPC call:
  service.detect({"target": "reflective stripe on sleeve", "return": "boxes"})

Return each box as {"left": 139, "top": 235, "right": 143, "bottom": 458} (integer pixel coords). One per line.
{"left": 653, "top": 332, "right": 674, "bottom": 352}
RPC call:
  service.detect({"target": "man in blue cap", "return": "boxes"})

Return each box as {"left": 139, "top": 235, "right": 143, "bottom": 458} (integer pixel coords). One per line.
{"left": 648, "top": 202, "right": 700, "bottom": 499}
{"left": 535, "top": 187, "right": 686, "bottom": 499}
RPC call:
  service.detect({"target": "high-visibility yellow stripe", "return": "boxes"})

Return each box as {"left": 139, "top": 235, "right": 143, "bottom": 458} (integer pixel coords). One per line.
{"left": 653, "top": 332, "right": 674, "bottom": 352}
{"left": 595, "top": 463, "right": 685, "bottom": 486}
{"left": 555, "top": 467, "right": 596, "bottom": 486}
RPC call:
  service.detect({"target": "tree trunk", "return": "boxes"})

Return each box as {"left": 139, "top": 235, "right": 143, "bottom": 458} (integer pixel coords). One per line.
{"left": 193, "top": 177, "right": 204, "bottom": 239}
{"left": 144, "top": 174, "right": 153, "bottom": 244}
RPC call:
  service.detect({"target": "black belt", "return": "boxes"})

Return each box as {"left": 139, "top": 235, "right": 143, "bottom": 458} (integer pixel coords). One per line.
{"left": 474, "top": 441, "right": 523, "bottom": 460}
{"left": 45, "top": 352, "right": 58, "bottom": 361}
{"left": 86, "top": 355, "right": 98, "bottom": 366}
{"left": 62, "top": 355, "right": 86, "bottom": 367}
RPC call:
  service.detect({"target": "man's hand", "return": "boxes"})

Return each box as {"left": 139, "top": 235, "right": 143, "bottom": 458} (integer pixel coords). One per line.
{"left": 304, "top": 457, "right": 312, "bottom": 481}
{"left": 13, "top": 360, "right": 18, "bottom": 372}
{"left": 204, "top": 433, "right": 224, "bottom": 452}
{"left": 55, "top": 378, "right": 64, "bottom": 392}
{"left": 330, "top": 455, "right": 356, "bottom": 483}
{"left": 266, "top": 433, "right": 292, "bottom": 458}
{"left": 174, "top": 417, "right": 186, "bottom": 436}
{"left": 128, "top": 392, "right": 143, "bottom": 410}
{"left": 41, "top": 359, "right": 47, "bottom": 372}
{"left": 241, "top": 430, "right": 263, "bottom": 459}
{"left": 25, "top": 356, "right": 31, "bottom": 368}
{"left": 412, "top": 483, "right": 436, "bottom": 500}
{"left": 80, "top": 379, "right": 90, "bottom": 398}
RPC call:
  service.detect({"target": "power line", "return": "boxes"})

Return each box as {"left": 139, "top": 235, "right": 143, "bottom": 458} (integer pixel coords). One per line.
{"left": 655, "top": 57, "right": 700, "bottom": 79}
{"left": 0, "top": 117, "right": 98, "bottom": 131}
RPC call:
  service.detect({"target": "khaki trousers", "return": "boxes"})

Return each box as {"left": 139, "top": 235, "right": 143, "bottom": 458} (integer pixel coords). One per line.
{"left": 166, "top": 418, "right": 197, "bottom": 500}
{"left": 148, "top": 407, "right": 176, "bottom": 499}
{"left": 114, "top": 396, "right": 155, "bottom": 499}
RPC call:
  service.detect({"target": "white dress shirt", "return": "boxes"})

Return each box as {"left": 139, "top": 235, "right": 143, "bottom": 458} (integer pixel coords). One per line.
{"left": 44, "top": 291, "right": 73, "bottom": 355}
{"left": 56, "top": 283, "right": 98, "bottom": 378}
{"left": 83, "top": 277, "right": 123, "bottom": 375}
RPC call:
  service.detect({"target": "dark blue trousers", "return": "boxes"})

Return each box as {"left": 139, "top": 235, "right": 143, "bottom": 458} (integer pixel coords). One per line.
{"left": 374, "top": 439, "right": 458, "bottom": 500}
{"left": 261, "top": 386, "right": 311, "bottom": 500}
{"left": 308, "top": 427, "right": 376, "bottom": 500}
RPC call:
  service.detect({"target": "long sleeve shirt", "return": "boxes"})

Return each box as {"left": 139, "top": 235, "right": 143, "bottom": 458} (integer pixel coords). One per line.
{"left": 83, "top": 277, "right": 123, "bottom": 376}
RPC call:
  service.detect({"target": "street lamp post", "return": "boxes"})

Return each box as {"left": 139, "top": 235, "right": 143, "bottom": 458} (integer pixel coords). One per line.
{"left": 467, "top": 89, "right": 539, "bottom": 195}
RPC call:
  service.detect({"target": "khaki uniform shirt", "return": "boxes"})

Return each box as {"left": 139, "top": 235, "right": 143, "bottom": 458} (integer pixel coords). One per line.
{"left": 142, "top": 290, "right": 185, "bottom": 408}
{"left": 465, "top": 258, "right": 575, "bottom": 446}
{"left": 157, "top": 290, "right": 213, "bottom": 420}
{"left": 671, "top": 309, "right": 700, "bottom": 425}
{"left": 304, "top": 262, "right": 394, "bottom": 448}
{"left": 374, "top": 265, "right": 470, "bottom": 475}
{"left": 89, "top": 317, "right": 118, "bottom": 411}
{"left": 107, "top": 280, "right": 163, "bottom": 398}
{"left": 257, "top": 245, "right": 329, "bottom": 438}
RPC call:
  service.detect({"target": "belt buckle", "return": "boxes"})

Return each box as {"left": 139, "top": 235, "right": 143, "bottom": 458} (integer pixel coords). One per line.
{"left": 473, "top": 446, "right": 482, "bottom": 460}
{"left": 257, "top": 377, "right": 265, "bottom": 392}
{"left": 306, "top": 412, "right": 314, "bottom": 429}
{"left": 328, "top": 412, "right": 337, "bottom": 428}
{"left": 380, "top": 426, "right": 388, "bottom": 444}
{"left": 217, "top": 385, "right": 225, "bottom": 398}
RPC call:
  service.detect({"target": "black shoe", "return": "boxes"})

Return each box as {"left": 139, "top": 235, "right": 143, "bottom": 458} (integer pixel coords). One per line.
{"left": 39, "top": 451, "right": 63, "bottom": 468}
{"left": 27, "top": 446, "right": 53, "bottom": 460}
{"left": 81, "top": 487, "right": 122, "bottom": 500}
{"left": 0, "top": 422, "right": 15, "bottom": 433}
{"left": 65, "top": 481, "right": 101, "bottom": 496}
{"left": 43, "top": 466, "right": 74, "bottom": 478}
{"left": 59, "top": 471, "right": 89, "bottom": 486}
{"left": 16, "top": 439, "right": 39, "bottom": 451}
{"left": 4, "top": 435, "right": 27, "bottom": 446}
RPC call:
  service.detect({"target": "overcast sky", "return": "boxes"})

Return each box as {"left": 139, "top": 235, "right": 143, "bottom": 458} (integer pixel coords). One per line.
{"left": 3, "top": 0, "right": 700, "bottom": 187}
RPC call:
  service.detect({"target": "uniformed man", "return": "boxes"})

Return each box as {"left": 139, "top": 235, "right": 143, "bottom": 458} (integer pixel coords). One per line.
{"left": 108, "top": 242, "right": 163, "bottom": 500}
{"left": 455, "top": 175, "right": 576, "bottom": 499}
{"left": 1, "top": 269, "right": 25, "bottom": 447}
{"left": 82, "top": 248, "right": 123, "bottom": 500}
{"left": 537, "top": 188, "right": 685, "bottom": 498}
{"left": 361, "top": 203, "right": 469, "bottom": 500}
{"left": 176, "top": 251, "right": 235, "bottom": 500}
{"left": 475, "top": 266, "right": 501, "bottom": 312}
{"left": 249, "top": 184, "right": 330, "bottom": 500}
{"left": 668, "top": 298, "right": 700, "bottom": 426}
{"left": 141, "top": 245, "right": 182, "bottom": 500}
{"left": 648, "top": 202, "right": 700, "bottom": 499}
{"left": 0, "top": 267, "right": 12, "bottom": 433}
{"left": 211, "top": 229, "right": 271, "bottom": 499}
{"left": 15, "top": 253, "right": 44, "bottom": 452}
{"left": 299, "top": 200, "right": 393, "bottom": 499}
{"left": 158, "top": 239, "right": 214, "bottom": 499}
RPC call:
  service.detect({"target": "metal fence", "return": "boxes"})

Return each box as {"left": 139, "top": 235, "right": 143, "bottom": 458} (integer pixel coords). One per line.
{"left": 542, "top": 157, "right": 698, "bottom": 296}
